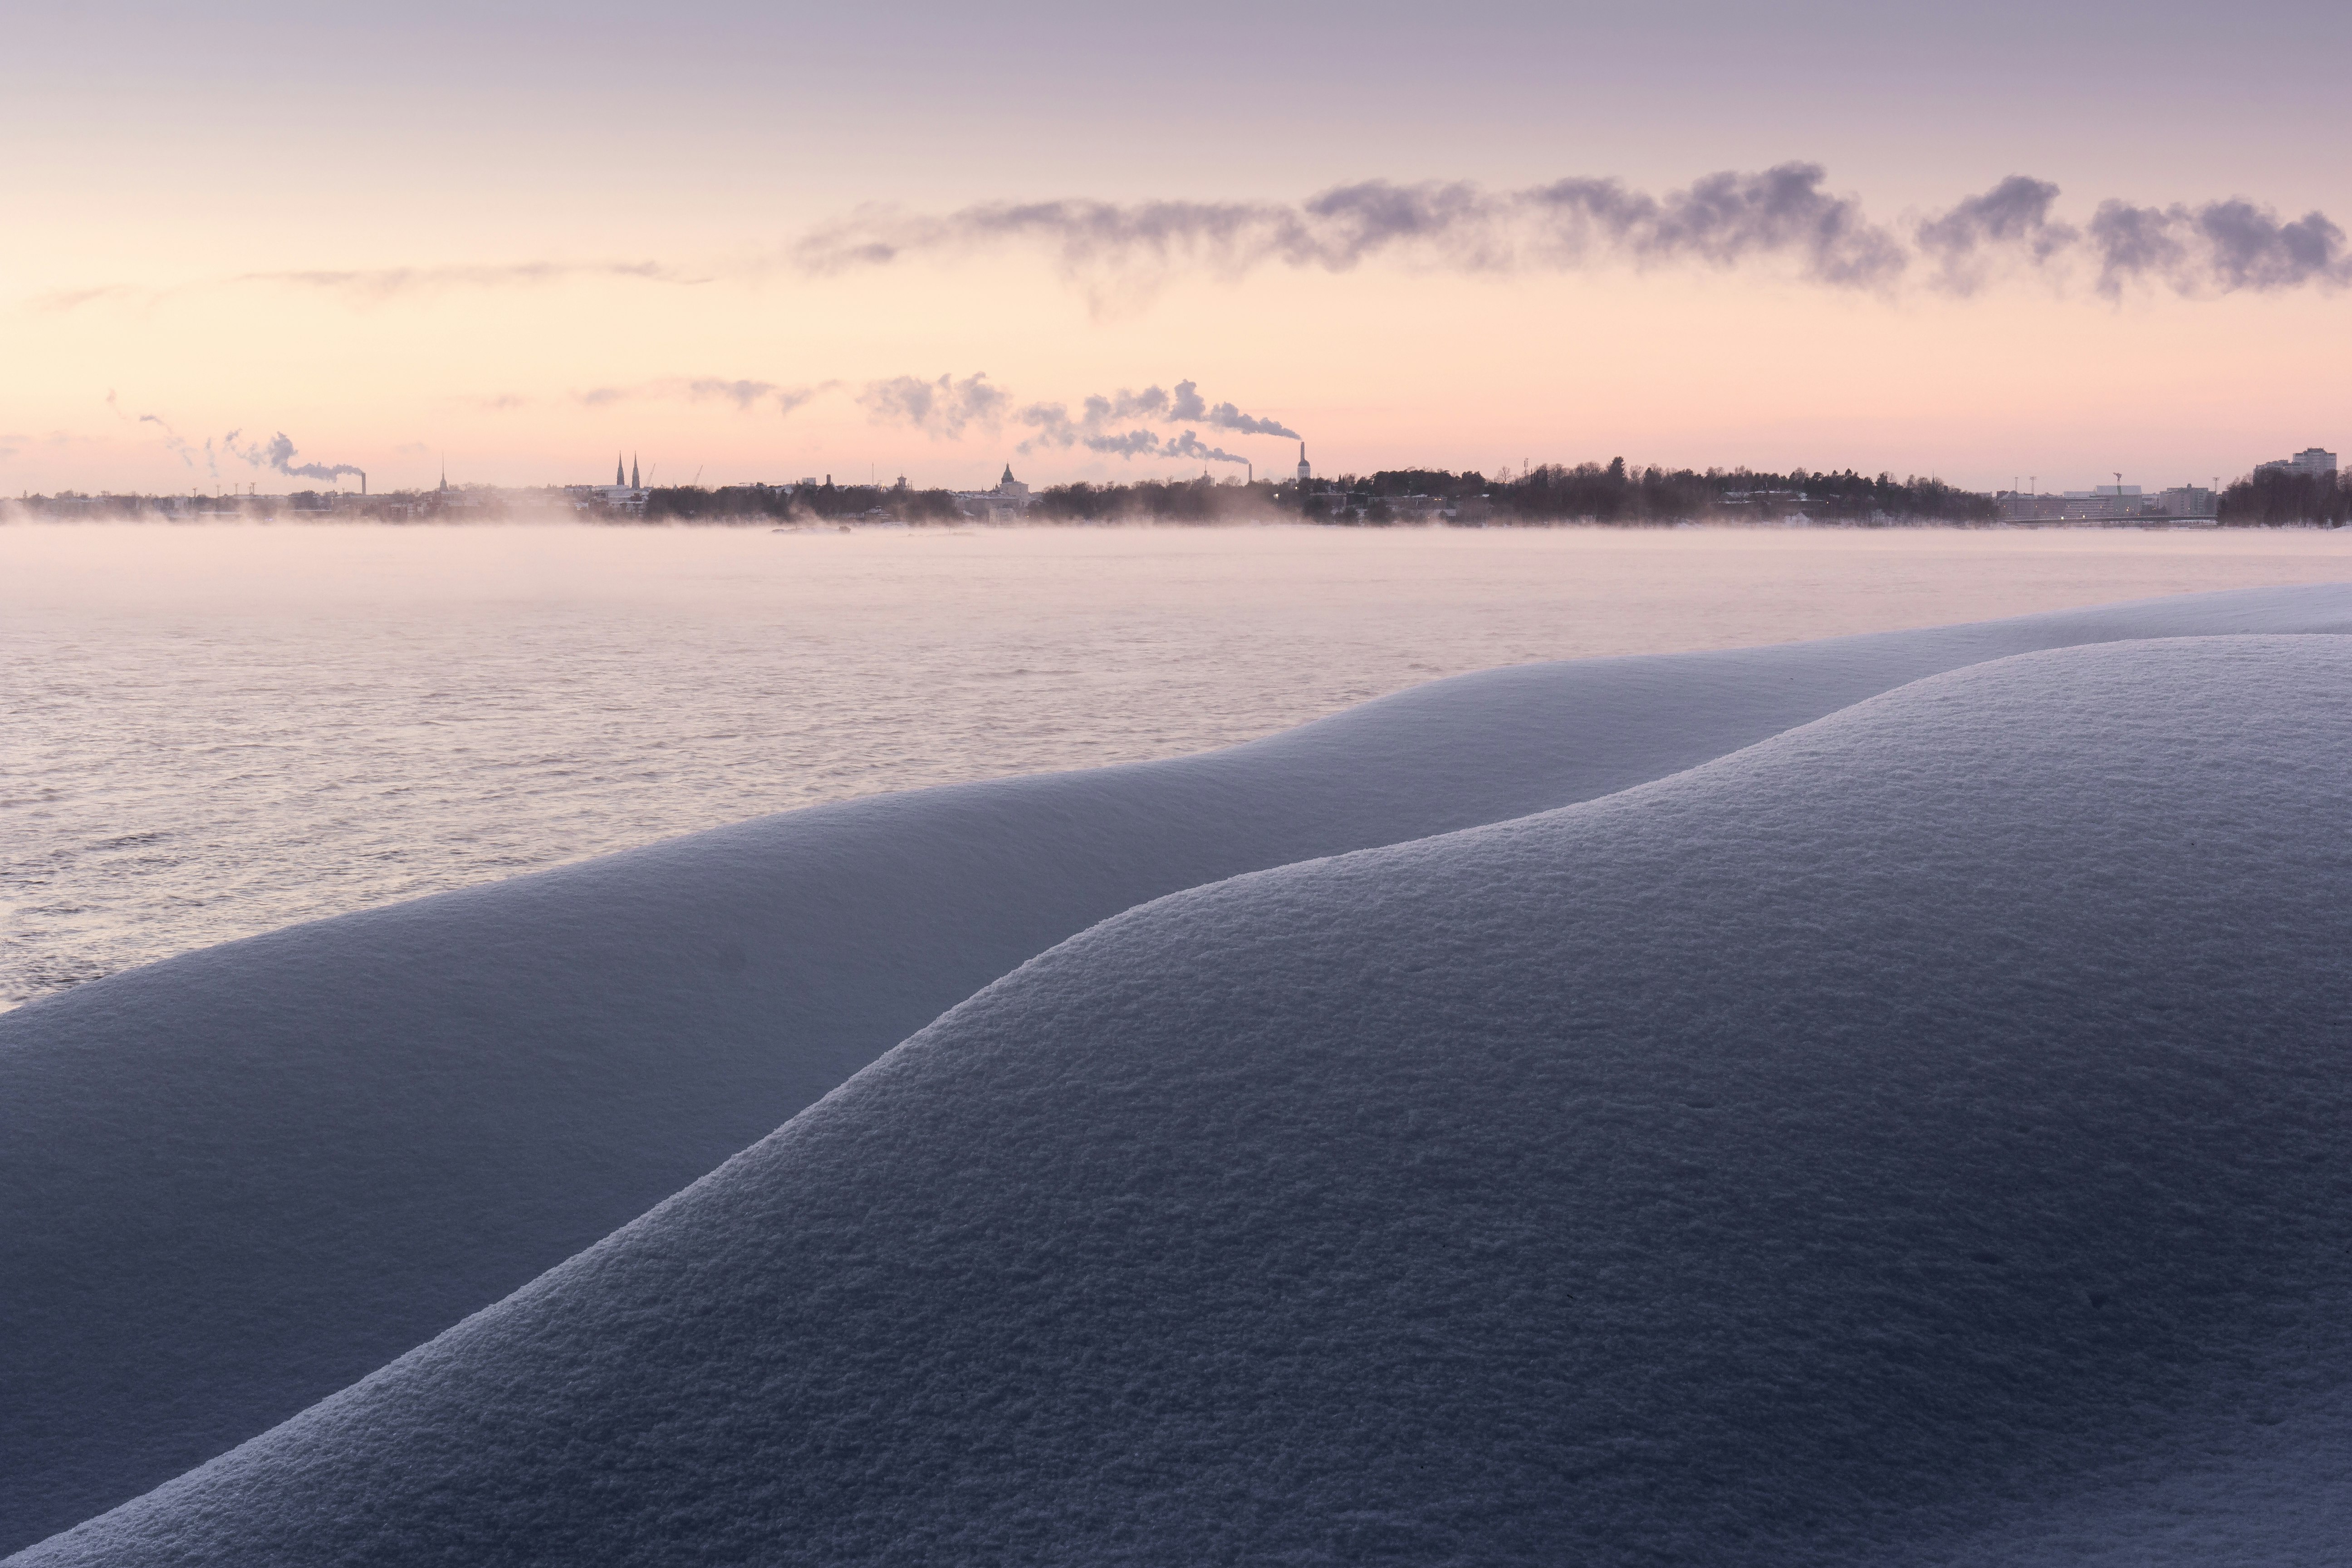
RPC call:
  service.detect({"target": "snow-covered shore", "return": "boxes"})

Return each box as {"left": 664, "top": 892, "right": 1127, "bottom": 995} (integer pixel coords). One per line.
{"left": 4, "top": 586, "right": 2350, "bottom": 1560}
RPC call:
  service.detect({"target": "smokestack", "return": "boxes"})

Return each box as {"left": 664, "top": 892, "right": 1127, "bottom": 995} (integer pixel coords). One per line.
{"left": 359, "top": 471, "right": 367, "bottom": 496}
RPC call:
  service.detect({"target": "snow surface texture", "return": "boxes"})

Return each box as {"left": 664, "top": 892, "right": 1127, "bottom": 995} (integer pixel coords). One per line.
{"left": 19, "top": 635, "right": 2349, "bottom": 1566}
{"left": 1, "top": 587, "right": 2348, "bottom": 1554}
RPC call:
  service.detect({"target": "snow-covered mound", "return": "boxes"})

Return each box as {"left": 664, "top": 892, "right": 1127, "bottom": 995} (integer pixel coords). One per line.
{"left": 19, "top": 635, "right": 2350, "bottom": 1566}
{"left": 0, "top": 587, "right": 2347, "bottom": 1553}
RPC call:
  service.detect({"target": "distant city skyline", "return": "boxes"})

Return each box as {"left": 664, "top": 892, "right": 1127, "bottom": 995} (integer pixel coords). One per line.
{"left": 25, "top": 441, "right": 2336, "bottom": 504}
{"left": 7, "top": 1, "right": 2348, "bottom": 495}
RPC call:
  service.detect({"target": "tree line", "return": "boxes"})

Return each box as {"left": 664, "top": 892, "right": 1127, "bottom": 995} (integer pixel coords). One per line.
{"left": 1026, "top": 461, "right": 1999, "bottom": 524}
{"left": 14, "top": 462, "right": 2344, "bottom": 525}
{"left": 2217, "top": 469, "right": 2351, "bottom": 526}
{"left": 641, "top": 481, "right": 965, "bottom": 522}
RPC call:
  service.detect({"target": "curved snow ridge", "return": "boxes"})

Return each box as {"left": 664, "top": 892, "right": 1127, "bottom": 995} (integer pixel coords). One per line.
{"left": 0, "top": 587, "right": 2347, "bottom": 1553}
{"left": 22, "top": 634, "right": 2350, "bottom": 1566}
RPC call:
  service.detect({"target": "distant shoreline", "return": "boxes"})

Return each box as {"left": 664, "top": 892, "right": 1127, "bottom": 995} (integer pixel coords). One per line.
{"left": 6, "top": 510, "right": 2339, "bottom": 532}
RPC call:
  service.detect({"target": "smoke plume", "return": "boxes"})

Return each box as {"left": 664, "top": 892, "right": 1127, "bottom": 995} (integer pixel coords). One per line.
{"left": 1162, "top": 431, "right": 1250, "bottom": 466}
{"left": 1016, "top": 378, "right": 1294, "bottom": 462}
{"left": 225, "top": 431, "right": 364, "bottom": 484}
{"left": 108, "top": 391, "right": 215, "bottom": 475}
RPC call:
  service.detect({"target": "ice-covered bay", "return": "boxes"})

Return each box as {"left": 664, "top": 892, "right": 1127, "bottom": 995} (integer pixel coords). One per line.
{"left": 9, "top": 522, "right": 2352, "bottom": 1008}
{"left": 0, "top": 583, "right": 2347, "bottom": 1555}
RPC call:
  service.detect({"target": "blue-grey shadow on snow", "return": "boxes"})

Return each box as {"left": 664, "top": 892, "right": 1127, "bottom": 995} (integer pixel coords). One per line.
{"left": 0, "top": 585, "right": 2347, "bottom": 1553}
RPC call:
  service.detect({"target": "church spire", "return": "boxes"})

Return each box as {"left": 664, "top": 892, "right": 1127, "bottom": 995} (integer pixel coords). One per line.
{"left": 631, "top": 454, "right": 640, "bottom": 489}
{"left": 616, "top": 453, "right": 625, "bottom": 487}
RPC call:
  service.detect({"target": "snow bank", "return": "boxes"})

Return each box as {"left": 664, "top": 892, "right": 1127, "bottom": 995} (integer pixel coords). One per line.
{"left": 20, "top": 634, "right": 2348, "bottom": 1566}
{"left": 0, "top": 587, "right": 2347, "bottom": 1552}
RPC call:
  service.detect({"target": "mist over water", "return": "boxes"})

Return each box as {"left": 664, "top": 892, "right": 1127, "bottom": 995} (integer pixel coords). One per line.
{"left": 6, "top": 522, "right": 2349, "bottom": 1009}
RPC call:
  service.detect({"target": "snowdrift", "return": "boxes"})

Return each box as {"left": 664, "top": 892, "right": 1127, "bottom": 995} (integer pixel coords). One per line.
{"left": 19, "top": 634, "right": 2352, "bottom": 1565}
{"left": 1, "top": 585, "right": 2348, "bottom": 1551}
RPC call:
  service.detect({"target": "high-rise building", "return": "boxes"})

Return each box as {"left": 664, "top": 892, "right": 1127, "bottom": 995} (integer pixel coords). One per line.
{"left": 2256, "top": 447, "right": 2337, "bottom": 478}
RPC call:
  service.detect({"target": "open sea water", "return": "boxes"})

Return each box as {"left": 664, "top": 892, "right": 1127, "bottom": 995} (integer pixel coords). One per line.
{"left": 7, "top": 521, "right": 2349, "bottom": 1009}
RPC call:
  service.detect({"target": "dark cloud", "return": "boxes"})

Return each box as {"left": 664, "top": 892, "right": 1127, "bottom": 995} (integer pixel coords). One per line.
{"left": 575, "top": 378, "right": 834, "bottom": 416}
{"left": 1524, "top": 164, "right": 1908, "bottom": 287}
{"left": 2089, "top": 198, "right": 2352, "bottom": 297}
{"left": 33, "top": 284, "right": 143, "bottom": 313}
{"left": 236, "top": 261, "right": 705, "bottom": 302}
{"left": 795, "top": 165, "right": 1909, "bottom": 295}
{"left": 1914, "top": 176, "right": 2077, "bottom": 293}
{"left": 684, "top": 378, "right": 793, "bottom": 412}
{"left": 858, "top": 372, "right": 1007, "bottom": 438}
{"left": 770, "top": 386, "right": 826, "bottom": 418}
{"left": 802, "top": 199, "right": 1295, "bottom": 284}
{"left": 793, "top": 169, "right": 2352, "bottom": 304}
{"left": 683, "top": 378, "right": 780, "bottom": 410}
{"left": 2201, "top": 201, "right": 2351, "bottom": 290}
{"left": 35, "top": 262, "right": 704, "bottom": 314}
{"left": 1298, "top": 180, "right": 1508, "bottom": 270}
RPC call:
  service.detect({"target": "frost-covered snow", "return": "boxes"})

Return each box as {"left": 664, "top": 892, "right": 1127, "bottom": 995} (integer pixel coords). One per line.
{"left": 1, "top": 587, "right": 2349, "bottom": 1555}
{"left": 17, "top": 634, "right": 2349, "bottom": 1566}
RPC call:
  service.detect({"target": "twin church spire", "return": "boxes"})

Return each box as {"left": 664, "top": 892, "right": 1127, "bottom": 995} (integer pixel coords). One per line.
{"left": 614, "top": 453, "right": 640, "bottom": 489}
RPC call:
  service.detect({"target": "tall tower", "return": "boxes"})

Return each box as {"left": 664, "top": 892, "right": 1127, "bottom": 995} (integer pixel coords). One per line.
{"left": 631, "top": 454, "right": 641, "bottom": 489}
{"left": 615, "top": 453, "right": 625, "bottom": 487}
{"left": 1297, "top": 442, "right": 1311, "bottom": 486}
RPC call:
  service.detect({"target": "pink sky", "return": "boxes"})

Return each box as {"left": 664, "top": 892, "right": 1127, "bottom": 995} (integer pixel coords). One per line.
{"left": 7, "top": 0, "right": 2347, "bottom": 495}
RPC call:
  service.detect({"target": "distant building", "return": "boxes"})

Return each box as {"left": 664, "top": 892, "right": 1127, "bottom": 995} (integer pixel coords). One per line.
{"left": 563, "top": 449, "right": 648, "bottom": 514}
{"left": 1997, "top": 481, "right": 2214, "bottom": 523}
{"left": 1297, "top": 443, "right": 1311, "bottom": 486}
{"left": 2256, "top": 447, "right": 2338, "bottom": 479}
{"left": 956, "top": 465, "right": 1034, "bottom": 520}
